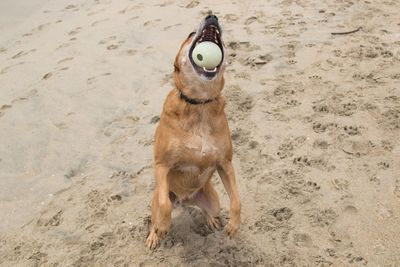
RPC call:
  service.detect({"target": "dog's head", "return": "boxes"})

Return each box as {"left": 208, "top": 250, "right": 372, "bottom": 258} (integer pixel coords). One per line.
{"left": 174, "top": 15, "right": 225, "bottom": 100}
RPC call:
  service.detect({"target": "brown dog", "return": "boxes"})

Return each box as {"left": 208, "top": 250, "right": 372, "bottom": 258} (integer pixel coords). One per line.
{"left": 146, "top": 15, "right": 241, "bottom": 249}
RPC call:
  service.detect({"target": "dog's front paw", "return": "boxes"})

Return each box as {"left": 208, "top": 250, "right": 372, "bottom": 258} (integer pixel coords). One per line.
{"left": 145, "top": 224, "right": 170, "bottom": 249}
{"left": 207, "top": 216, "right": 221, "bottom": 231}
{"left": 155, "top": 225, "right": 169, "bottom": 239}
{"left": 145, "top": 230, "right": 159, "bottom": 249}
{"left": 224, "top": 219, "right": 240, "bottom": 238}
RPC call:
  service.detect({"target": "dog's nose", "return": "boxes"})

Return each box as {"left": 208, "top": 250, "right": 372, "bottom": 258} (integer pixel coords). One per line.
{"left": 205, "top": 14, "right": 218, "bottom": 23}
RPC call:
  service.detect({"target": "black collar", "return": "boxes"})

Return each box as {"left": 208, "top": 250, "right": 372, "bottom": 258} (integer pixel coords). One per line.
{"left": 179, "top": 90, "right": 214, "bottom": 105}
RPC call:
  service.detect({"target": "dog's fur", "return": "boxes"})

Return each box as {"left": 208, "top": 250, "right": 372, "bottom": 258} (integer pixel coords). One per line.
{"left": 146, "top": 17, "right": 241, "bottom": 249}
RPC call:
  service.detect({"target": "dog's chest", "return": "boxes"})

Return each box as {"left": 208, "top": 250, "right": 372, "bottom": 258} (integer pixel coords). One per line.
{"left": 183, "top": 119, "right": 219, "bottom": 158}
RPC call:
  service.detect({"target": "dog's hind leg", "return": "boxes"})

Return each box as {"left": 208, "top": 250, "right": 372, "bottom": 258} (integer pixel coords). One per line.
{"left": 190, "top": 179, "right": 221, "bottom": 230}
{"left": 146, "top": 165, "right": 172, "bottom": 249}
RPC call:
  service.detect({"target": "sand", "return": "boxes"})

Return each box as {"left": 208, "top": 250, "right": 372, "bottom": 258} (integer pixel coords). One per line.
{"left": 0, "top": 0, "right": 399, "bottom": 266}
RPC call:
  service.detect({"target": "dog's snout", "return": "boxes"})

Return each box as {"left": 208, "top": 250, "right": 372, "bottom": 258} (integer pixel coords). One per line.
{"left": 205, "top": 14, "right": 218, "bottom": 23}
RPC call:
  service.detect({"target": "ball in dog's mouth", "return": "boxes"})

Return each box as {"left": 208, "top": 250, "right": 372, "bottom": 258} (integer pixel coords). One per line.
{"left": 189, "top": 24, "right": 224, "bottom": 78}
{"left": 192, "top": 41, "right": 222, "bottom": 70}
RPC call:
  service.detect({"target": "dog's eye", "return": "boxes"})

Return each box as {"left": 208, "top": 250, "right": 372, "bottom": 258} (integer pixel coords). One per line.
{"left": 187, "top": 31, "right": 196, "bottom": 38}
{"left": 192, "top": 41, "right": 222, "bottom": 69}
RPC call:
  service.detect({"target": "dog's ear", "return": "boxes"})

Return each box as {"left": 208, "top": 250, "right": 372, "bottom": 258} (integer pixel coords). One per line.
{"left": 187, "top": 31, "right": 195, "bottom": 39}
{"left": 174, "top": 32, "right": 195, "bottom": 73}
{"left": 174, "top": 55, "right": 180, "bottom": 72}
{"left": 174, "top": 64, "right": 180, "bottom": 72}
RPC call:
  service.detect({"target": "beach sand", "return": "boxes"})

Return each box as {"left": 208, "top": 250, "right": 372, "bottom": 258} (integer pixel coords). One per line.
{"left": 0, "top": 0, "right": 399, "bottom": 266}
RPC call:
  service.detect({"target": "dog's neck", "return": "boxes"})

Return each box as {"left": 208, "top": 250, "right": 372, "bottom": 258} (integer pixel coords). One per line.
{"left": 171, "top": 89, "right": 223, "bottom": 134}
{"left": 179, "top": 89, "right": 214, "bottom": 105}
{"left": 173, "top": 69, "right": 224, "bottom": 103}
{"left": 168, "top": 88, "right": 224, "bottom": 117}
{"left": 173, "top": 88, "right": 224, "bottom": 113}
{"left": 163, "top": 88, "right": 225, "bottom": 136}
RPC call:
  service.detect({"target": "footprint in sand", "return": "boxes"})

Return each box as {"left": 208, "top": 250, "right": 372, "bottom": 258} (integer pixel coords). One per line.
{"left": 253, "top": 207, "right": 293, "bottom": 232}
{"left": 238, "top": 54, "right": 273, "bottom": 69}
{"left": 293, "top": 233, "right": 313, "bottom": 247}
{"left": 258, "top": 168, "right": 293, "bottom": 186}
{"left": 185, "top": 0, "right": 199, "bottom": 8}
{"left": 312, "top": 92, "right": 359, "bottom": 117}
{"left": 57, "top": 57, "right": 74, "bottom": 65}
{"left": 37, "top": 23, "right": 51, "bottom": 31}
{"left": 313, "top": 104, "right": 329, "bottom": 113}
{"left": 0, "top": 104, "right": 12, "bottom": 118}
{"left": 143, "top": 19, "right": 161, "bottom": 27}
{"left": 128, "top": 16, "right": 139, "bottom": 21}
{"left": 340, "top": 139, "right": 372, "bottom": 157}
{"left": 0, "top": 62, "right": 24, "bottom": 75}
{"left": 276, "top": 136, "right": 306, "bottom": 159}
{"left": 394, "top": 180, "right": 400, "bottom": 198}
{"left": 154, "top": 1, "right": 173, "bottom": 7}
{"left": 56, "top": 42, "right": 73, "bottom": 50}
{"left": 22, "top": 23, "right": 51, "bottom": 37}
{"left": 124, "top": 49, "right": 136, "bottom": 56}
{"left": 377, "top": 161, "right": 390, "bottom": 169}
{"left": 223, "top": 14, "right": 239, "bottom": 22}
{"left": 244, "top": 17, "right": 258, "bottom": 25}
{"left": 343, "top": 205, "right": 358, "bottom": 215}
{"left": 278, "top": 169, "right": 320, "bottom": 200}
{"left": 163, "top": 23, "right": 181, "bottom": 31}
{"left": 244, "top": 11, "right": 265, "bottom": 25}
{"left": 58, "top": 67, "right": 69, "bottom": 72}
{"left": 37, "top": 210, "right": 63, "bottom": 228}
{"left": 308, "top": 75, "right": 322, "bottom": 80}
{"left": 379, "top": 108, "right": 400, "bottom": 130}
{"left": 227, "top": 41, "right": 260, "bottom": 52}
{"left": 292, "top": 155, "right": 332, "bottom": 171}
{"left": 331, "top": 178, "right": 349, "bottom": 191}
{"left": 313, "top": 139, "right": 330, "bottom": 150}
{"left": 272, "top": 83, "right": 296, "bottom": 97}
{"left": 234, "top": 72, "right": 250, "bottom": 80}
{"left": 306, "top": 208, "right": 338, "bottom": 227}
{"left": 98, "top": 36, "right": 116, "bottom": 45}
{"left": 312, "top": 121, "right": 339, "bottom": 134}
{"left": 11, "top": 49, "right": 36, "bottom": 59}
{"left": 272, "top": 207, "right": 293, "bottom": 221}
{"left": 107, "top": 44, "right": 119, "bottom": 50}
{"left": 11, "top": 89, "right": 38, "bottom": 104}
{"left": 87, "top": 8, "right": 106, "bottom": 16}
{"left": 381, "top": 140, "right": 393, "bottom": 151}
{"left": 63, "top": 4, "right": 77, "bottom": 11}
{"left": 97, "top": 36, "right": 124, "bottom": 50}
{"left": 338, "top": 102, "right": 357, "bottom": 116}
{"left": 68, "top": 27, "right": 82, "bottom": 36}
{"left": 118, "top": 3, "right": 143, "bottom": 14}
{"left": 87, "top": 72, "right": 112, "bottom": 86}
{"left": 224, "top": 85, "right": 254, "bottom": 122}
{"left": 91, "top": 18, "right": 110, "bottom": 27}
{"left": 42, "top": 72, "right": 53, "bottom": 80}
{"left": 285, "top": 99, "right": 301, "bottom": 107}
{"left": 343, "top": 125, "right": 361, "bottom": 136}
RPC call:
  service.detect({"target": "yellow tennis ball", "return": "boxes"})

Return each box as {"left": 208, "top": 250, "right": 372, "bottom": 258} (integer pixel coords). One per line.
{"left": 192, "top": 41, "right": 222, "bottom": 69}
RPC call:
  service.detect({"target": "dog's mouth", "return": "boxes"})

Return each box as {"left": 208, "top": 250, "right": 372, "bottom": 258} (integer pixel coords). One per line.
{"left": 189, "top": 16, "right": 224, "bottom": 79}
